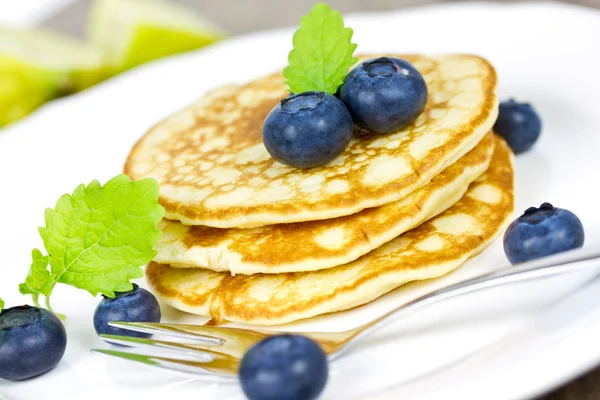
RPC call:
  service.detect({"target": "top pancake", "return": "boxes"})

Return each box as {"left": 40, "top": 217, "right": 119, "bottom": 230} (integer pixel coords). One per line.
{"left": 125, "top": 54, "right": 498, "bottom": 228}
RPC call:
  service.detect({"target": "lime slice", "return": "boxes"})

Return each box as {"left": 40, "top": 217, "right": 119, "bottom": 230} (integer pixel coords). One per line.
{"left": 0, "top": 27, "right": 105, "bottom": 127}
{"left": 88, "top": 0, "right": 226, "bottom": 73}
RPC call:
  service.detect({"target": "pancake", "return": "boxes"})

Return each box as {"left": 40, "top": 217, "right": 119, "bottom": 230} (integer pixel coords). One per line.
{"left": 146, "top": 135, "right": 514, "bottom": 325}
{"left": 155, "top": 132, "right": 495, "bottom": 274}
{"left": 125, "top": 54, "right": 498, "bottom": 228}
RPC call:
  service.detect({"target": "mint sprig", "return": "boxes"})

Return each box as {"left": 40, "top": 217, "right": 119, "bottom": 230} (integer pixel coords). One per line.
{"left": 19, "top": 174, "right": 164, "bottom": 317}
{"left": 19, "top": 249, "right": 53, "bottom": 309}
{"left": 283, "top": 3, "right": 357, "bottom": 94}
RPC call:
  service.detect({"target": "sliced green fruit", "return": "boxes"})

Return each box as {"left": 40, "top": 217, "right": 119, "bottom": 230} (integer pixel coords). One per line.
{"left": 0, "top": 56, "right": 61, "bottom": 127}
{"left": 0, "top": 27, "right": 106, "bottom": 92}
{"left": 88, "top": 0, "right": 226, "bottom": 74}
{"left": 0, "top": 27, "right": 105, "bottom": 127}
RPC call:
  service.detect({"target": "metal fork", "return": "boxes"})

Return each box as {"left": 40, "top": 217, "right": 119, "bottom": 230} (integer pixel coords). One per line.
{"left": 92, "top": 248, "right": 600, "bottom": 380}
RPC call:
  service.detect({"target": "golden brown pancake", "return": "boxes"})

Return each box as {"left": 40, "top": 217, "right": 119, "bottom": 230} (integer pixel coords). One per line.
{"left": 146, "top": 136, "right": 514, "bottom": 325}
{"left": 155, "top": 133, "right": 495, "bottom": 274}
{"left": 125, "top": 54, "right": 498, "bottom": 228}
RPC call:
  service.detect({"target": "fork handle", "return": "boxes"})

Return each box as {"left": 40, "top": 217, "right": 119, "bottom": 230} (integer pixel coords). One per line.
{"left": 331, "top": 247, "right": 600, "bottom": 361}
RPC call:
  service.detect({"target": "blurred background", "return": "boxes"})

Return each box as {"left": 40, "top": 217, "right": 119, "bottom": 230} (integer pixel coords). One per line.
{"left": 1, "top": 0, "right": 599, "bottom": 129}
{"left": 1, "top": 0, "right": 600, "bottom": 398}
{"left": 4, "top": 0, "right": 600, "bottom": 33}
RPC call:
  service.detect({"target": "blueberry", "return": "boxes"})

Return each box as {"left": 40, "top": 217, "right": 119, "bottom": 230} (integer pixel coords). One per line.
{"left": 493, "top": 99, "right": 541, "bottom": 154}
{"left": 262, "top": 91, "right": 353, "bottom": 168}
{"left": 239, "top": 334, "right": 328, "bottom": 400}
{"left": 504, "top": 203, "right": 584, "bottom": 264}
{"left": 0, "top": 305, "right": 67, "bottom": 381}
{"left": 339, "top": 57, "right": 428, "bottom": 134}
{"left": 93, "top": 284, "right": 160, "bottom": 338}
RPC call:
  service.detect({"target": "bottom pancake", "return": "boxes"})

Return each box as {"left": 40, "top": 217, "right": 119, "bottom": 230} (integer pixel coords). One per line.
{"left": 147, "top": 136, "right": 514, "bottom": 326}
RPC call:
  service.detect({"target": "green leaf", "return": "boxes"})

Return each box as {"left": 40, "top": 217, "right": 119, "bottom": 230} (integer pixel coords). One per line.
{"left": 37, "top": 174, "right": 164, "bottom": 298}
{"left": 283, "top": 3, "right": 358, "bottom": 94}
{"left": 0, "top": 298, "right": 4, "bottom": 312}
{"left": 19, "top": 249, "right": 53, "bottom": 296}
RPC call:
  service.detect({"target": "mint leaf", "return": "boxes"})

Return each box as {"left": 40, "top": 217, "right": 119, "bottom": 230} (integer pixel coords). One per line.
{"left": 19, "top": 174, "right": 164, "bottom": 312}
{"left": 19, "top": 249, "right": 53, "bottom": 296}
{"left": 39, "top": 174, "right": 164, "bottom": 297}
{"left": 0, "top": 298, "right": 4, "bottom": 312}
{"left": 283, "top": 3, "right": 357, "bottom": 94}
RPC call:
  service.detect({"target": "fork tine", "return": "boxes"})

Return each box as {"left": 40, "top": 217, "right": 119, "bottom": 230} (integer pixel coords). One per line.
{"left": 91, "top": 348, "right": 239, "bottom": 379}
{"left": 108, "top": 321, "right": 225, "bottom": 345}
{"left": 109, "top": 322, "right": 268, "bottom": 357}
{"left": 99, "top": 334, "right": 228, "bottom": 358}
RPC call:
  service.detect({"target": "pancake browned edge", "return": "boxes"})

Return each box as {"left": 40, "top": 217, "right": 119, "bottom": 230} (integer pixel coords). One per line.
{"left": 155, "top": 132, "right": 495, "bottom": 274}
{"left": 125, "top": 54, "right": 498, "bottom": 228}
{"left": 146, "top": 136, "right": 515, "bottom": 326}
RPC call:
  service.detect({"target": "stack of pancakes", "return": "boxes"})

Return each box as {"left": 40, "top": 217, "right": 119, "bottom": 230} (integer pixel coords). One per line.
{"left": 125, "top": 54, "right": 515, "bottom": 326}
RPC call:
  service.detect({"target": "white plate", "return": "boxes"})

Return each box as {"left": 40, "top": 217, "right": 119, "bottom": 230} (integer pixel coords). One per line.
{"left": 1, "top": 2, "right": 600, "bottom": 399}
